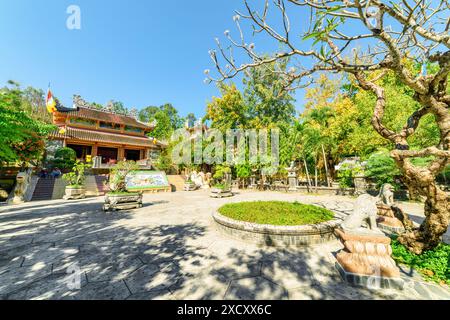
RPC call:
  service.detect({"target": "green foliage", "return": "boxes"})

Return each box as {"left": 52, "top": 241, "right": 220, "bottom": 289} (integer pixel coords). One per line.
{"left": 155, "top": 143, "right": 175, "bottom": 173}
{"left": 243, "top": 59, "right": 296, "bottom": 128}
{"left": 337, "top": 166, "right": 354, "bottom": 188}
{"left": 337, "top": 162, "right": 364, "bottom": 188}
{"left": 206, "top": 60, "right": 296, "bottom": 132}
{"left": 109, "top": 161, "right": 139, "bottom": 193}
{"left": 236, "top": 164, "right": 251, "bottom": 179}
{"left": 0, "top": 82, "right": 55, "bottom": 164}
{"left": 211, "top": 183, "right": 229, "bottom": 190}
{"left": 213, "top": 165, "right": 231, "bottom": 180}
{"left": 52, "top": 147, "right": 77, "bottom": 170}
{"left": 391, "top": 239, "right": 450, "bottom": 285}
{"left": 365, "top": 150, "right": 400, "bottom": 188}
{"left": 151, "top": 110, "right": 173, "bottom": 140}
{"left": 218, "top": 201, "right": 334, "bottom": 226}
{"left": 63, "top": 161, "right": 90, "bottom": 187}
{"left": 139, "top": 103, "right": 183, "bottom": 130}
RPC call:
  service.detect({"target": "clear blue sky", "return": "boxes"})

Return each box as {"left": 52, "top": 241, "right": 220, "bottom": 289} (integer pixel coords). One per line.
{"left": 0, "top": 0, "right": 318, "bottom": 118}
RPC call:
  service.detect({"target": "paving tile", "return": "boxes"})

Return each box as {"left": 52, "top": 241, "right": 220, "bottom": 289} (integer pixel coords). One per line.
{"left": 0, "top": 192, "right": 442, "bottom": 300}
{"left": 225, "top": 276, "right": 288, "bottom": 300}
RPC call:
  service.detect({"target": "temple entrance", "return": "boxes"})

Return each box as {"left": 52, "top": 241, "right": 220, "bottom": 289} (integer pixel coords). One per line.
{"left": 97, "top": 147, "right": 118, "bottom": 164}
{"left": 125, "top": 149, "right": 141, "bottom": 162}
{"left": 67, "top": 144, "right": 92, "bottom": 160}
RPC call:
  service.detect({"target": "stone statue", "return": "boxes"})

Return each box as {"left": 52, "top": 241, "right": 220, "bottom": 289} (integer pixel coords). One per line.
{"left": 379, "top": 183, "right": 395, "bottom": 207}
{"left": 8, "top": 171, "right": 31, "bottom": 205}
{"left": 341, "top": 193, "right": 382, "bottom": 235}
{"left": 377, "top": 183, "right": 414, "bottom": 233}
{"left": 205, "top": 173, "right": 212, "bottom": 186}
{"left": 335, "top": 192, "right": 403, "bottom": 288}
{"left": 190, "top": 171, "right": 203, "bottom": 188}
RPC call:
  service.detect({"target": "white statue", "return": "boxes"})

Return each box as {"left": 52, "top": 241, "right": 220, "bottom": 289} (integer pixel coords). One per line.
{"left": 341, "top": 193, "right": 382, "bottom": 235}
{"left": 8, "top": 171, "right": 31, "bottom": 205}
{"left": 190, "top": 171, "right": 203, "bottom": 188}
{"left": 379, "top": 183, "right": 395, "bottom": 207}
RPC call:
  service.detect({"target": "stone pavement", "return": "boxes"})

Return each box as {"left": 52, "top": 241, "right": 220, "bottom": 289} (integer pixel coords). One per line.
{"left": 0, "top": 190, "right": 449, "bottom": 300}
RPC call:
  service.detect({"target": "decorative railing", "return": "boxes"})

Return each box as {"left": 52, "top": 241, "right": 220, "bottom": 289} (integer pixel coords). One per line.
{"left": 91, "top": 157, "right": 154, "bottom": 170}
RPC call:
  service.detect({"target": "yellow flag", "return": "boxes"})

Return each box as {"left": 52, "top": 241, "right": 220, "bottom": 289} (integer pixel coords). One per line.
{"left": 46, "top": 88, "right": 57, "bottom": 113}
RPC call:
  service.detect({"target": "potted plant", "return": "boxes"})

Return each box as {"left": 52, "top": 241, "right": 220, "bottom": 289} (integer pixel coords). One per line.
{"left": 210, "top": 165, "right": 233, "bottom": 198}
{"left": 63, "top": 160, "right": 89, "bottom": 200}
{"left": 184, "top": 177, "right": 197, "bottom": 191}
{"left": 103, "top": 161, "right": 143, "bottom": 211}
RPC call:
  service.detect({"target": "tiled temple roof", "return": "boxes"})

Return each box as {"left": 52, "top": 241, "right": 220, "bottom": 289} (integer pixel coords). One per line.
{"left": 62, "top": 95, "right": 155, "bottom": 130}
{"left": 50, "top": 127, "right": 165, "bottom": 148}
{"left": 64, "top": 107, "right": 153, "bottom": 130}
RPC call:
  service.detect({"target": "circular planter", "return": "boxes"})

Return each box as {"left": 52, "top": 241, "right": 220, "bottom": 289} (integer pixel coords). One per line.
{"left": 63, "top": 186, "right": 86, "bottom": 200}
{"left": 212, "top": 211, "right": 341, "bottom": 247}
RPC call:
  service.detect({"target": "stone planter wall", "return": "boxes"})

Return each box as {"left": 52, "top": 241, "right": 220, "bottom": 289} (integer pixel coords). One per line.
{"left": 212, "top": 211, "right": 341, "bottom": 247}
{"left": 63, "top": 187, "right": 86, "bottom": 200}
{"left": 103, "top": 193, "right": 143, "bottom": 212}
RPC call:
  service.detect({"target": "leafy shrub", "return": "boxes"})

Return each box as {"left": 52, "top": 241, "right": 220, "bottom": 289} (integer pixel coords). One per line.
{"left": 52, "top": 147, "right": 76, "bottom": 170}
{"left": 213, "top": 165, "right": 231, "bottom": 180}
{"left": 391, "top": 239, "right": 450, "bottom": 285}
{"left": 63, "top": 160, "right": 90, "bottom": 187}
{"left": 365, "top": 150, "right": 400, "bottom": 188}
{"left": 337, "top": 163, "right": 363, "bottom": 188}
{"left": 236, "top": 164, "right": 251, "bottom": 179}
{"left": 108, "top": 161, "right": 139, "bottom": 193}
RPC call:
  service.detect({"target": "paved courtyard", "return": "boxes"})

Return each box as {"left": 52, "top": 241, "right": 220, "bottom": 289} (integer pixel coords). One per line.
{"left": 0, "top": 191, "right": 449, "bottom": 300}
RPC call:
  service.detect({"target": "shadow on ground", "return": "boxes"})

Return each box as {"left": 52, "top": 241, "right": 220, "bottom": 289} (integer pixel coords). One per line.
{"left": 0, "top": 200, "right": 210, "bottom": 300}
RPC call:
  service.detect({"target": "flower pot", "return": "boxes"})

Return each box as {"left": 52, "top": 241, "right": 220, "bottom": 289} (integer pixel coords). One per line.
{"left": 103, "top": 193, "right": 143, "bottom": 212}
{"left": 210, "top": 186, "right": 233, "bottom": 198}
{"left": 184, "top": 182, "right": 197, "bottom": 191}
{"left": 63, "top": 186, "right": 86, "bottom": 200}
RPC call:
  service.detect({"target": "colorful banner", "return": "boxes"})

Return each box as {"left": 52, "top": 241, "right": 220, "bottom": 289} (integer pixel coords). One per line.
{"left": 125, "top": 171, "right": 170, "bottom": 191}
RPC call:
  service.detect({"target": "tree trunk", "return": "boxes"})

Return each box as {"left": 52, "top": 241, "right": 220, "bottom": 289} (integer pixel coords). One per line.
{"left": 397, "top": 163, "right": 450, "bottom": 254}
{"left": 321, "top": 144, "right": 331, "bottom": 187}
{"left": 314, "top": 157, "right": 318, "bottom": 193}
{"left": 303, "top": 157, "right": 312, "bottom": 191}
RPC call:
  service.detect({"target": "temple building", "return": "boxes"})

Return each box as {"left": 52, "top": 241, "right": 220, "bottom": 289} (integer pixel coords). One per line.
{"left": 48, "top": 95, "right": 165, "bottom": 168}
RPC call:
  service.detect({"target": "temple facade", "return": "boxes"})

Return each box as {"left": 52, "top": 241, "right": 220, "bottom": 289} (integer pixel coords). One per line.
{"left": 48, "top": 95, "right": 165, "bottom": 168}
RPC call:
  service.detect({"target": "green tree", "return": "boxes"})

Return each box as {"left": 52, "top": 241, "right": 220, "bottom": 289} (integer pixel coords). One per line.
{"left": 0, "top": 82, "right": 54, "bottom": 165}
{"left": 244, "top": 59, "right": 296, "bottom": 128}
{"left": 206, "top": 83, "right": 247, "bottom": 132}
{"left": 151, "top": 110, "right": 173, "bottom": 140}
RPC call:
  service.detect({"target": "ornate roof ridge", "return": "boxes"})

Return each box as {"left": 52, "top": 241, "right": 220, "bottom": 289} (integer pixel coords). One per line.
{"left": 72, "top": 94, "right": 140, "bottom": 120}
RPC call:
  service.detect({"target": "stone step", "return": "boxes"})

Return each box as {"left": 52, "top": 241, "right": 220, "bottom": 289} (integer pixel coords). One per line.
{"left": 167, "top": 175, "right": 186, "bottom": 192}
{"left": 31, "top": 178, "right": 56, "bottom": 201}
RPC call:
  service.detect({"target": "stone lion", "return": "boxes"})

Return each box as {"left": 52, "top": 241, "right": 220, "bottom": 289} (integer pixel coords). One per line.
{"left": 379, "top": 183, "right": 395, "bottom": 207}
{"left": 341, "top": 193, "right": 382, "bottom": 235}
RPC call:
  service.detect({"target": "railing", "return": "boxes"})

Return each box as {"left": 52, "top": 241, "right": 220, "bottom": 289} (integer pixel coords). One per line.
{"left": 91, "top": 157, "right": 155, "bottom": 170}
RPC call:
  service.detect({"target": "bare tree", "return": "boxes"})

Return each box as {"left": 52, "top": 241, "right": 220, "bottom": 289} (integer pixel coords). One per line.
{"left": 207, "top": 0, "right": 450, "bottom": 254}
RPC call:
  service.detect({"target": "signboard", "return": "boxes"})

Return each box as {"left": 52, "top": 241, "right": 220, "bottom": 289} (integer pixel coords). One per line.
{"left": 125, "top": 171, "right": 170, "bottom": 191}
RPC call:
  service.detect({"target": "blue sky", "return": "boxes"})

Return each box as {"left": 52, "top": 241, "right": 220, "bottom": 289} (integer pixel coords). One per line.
{"left": 0, "top": 0, "right": 321, "bottom": 118}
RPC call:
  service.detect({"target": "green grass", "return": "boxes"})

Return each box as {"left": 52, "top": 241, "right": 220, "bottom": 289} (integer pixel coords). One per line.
{"left": 391, "top": 238, "right": 450, "bottom": 285}
{"left": 218, "top": 201, "right": 334, "bottom": 226}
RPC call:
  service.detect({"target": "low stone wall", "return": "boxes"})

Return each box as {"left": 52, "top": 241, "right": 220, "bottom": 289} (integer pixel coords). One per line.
{"left": 296, "top": 186, "right": 354, "bottom": 196}
{"left": 212, "top": 211, "right": 342, "bottom": 247}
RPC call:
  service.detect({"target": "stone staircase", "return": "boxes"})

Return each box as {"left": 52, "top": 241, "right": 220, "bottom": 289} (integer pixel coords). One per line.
{"left": 31, "top": 178, "right": 56, "bottom": 201}
{"left": 167, "top": 175, "right": 186, "bottom": 192}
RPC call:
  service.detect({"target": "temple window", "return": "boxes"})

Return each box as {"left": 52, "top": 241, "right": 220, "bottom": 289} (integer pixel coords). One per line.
{"left": 124, "top": 126, "right": 143, "bottom": 134}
